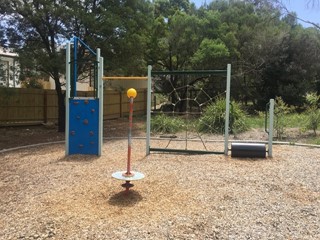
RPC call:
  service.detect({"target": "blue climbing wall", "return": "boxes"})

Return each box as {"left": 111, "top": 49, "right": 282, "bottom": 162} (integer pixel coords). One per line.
{"left": 68, "top": 98, "right": 99, "bottom": 155}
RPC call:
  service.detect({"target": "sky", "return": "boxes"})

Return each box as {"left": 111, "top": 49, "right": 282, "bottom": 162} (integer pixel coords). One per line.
{"left": 192, "top": 0, "right": 320, "bottom": 28}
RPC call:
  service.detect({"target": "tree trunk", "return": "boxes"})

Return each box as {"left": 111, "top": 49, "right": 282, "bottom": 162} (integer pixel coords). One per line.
{"left": 53, "top": 75, "right": 65, "bottom": 132}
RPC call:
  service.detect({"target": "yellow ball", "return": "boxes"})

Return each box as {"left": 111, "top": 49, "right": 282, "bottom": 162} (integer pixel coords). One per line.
{"left": 127, "top": 88, "right": 137, "bottom": 99}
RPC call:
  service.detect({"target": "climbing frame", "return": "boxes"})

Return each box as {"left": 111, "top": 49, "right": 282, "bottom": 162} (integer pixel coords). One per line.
{"left": 65, "top": 37, "right": 104, "bottom": 156}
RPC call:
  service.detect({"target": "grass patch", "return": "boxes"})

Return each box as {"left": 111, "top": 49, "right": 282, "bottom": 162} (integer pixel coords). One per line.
{"left": 245, "top": 114, "right": 265, "bottom": 128}
{"left": 280, "top": 113, "right": 308, "bottom": 128}
{"left": 151, "top": 114, "right": 185, "bottom": 133}
{"left": 245, "top": 112, "right": 308, "bottom": 129}
{"left": 306, "top": 136, "right": 320, "bottom": 145}
{"left": 148, "top": 110, "right": 319, "bottom": 145}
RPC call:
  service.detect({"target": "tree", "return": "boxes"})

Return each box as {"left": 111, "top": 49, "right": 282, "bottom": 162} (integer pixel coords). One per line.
{"left": 1, "top": 0, "right": 319, "bottom": 123}
{"left": 305, "top": 92, "right": 320, "bottom": 135}
{"left": 277, "top": 0, "right": 320, "bottom": 29}
{"left": 207, "top": 0, "right": 284, "bottom": 107}
{"left": 148, "top": 0, "right": 200, "bottom": 70}
{"left": 206, "top": 0, "right": 320, "bottom": 110}
{"left": 88, "top": 0, "right": 153, "bottom": 75}
{"left": 0, "top": 0, "right": 153, "bottom": 131}
{"left": 0, "top": 0, "right": 73, "bottom": 131}
{"left": 147, "top": 1, "right": 205, "bottom": 111}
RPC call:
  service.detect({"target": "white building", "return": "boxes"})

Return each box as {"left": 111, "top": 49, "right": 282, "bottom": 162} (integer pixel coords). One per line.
{"left": 48, "top": 73, "right": 94, "bottom": 91}
{"left": 0, "top": 47, "right": 20, "bottom": 88}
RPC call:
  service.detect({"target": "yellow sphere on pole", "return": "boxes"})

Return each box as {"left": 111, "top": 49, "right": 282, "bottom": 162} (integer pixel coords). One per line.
{"left": 127, "top": 88, "right": 137, "bottom": 99}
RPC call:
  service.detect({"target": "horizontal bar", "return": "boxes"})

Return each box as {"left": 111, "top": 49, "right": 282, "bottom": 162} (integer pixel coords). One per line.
{"left": 102, "top": 76, "right": 148, "bottom": 80}
{"left": 149, "top": 147, "right": 224, "bottom": 155}
{"left": 151, "top": 70, "right": 227, "bottom": 76}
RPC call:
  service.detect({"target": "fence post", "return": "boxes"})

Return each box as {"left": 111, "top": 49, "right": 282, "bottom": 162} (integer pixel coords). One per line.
{"left": 224, "top": 64, "right": 231, "bottom": 155}
{"left": 268, "top": 99, "right": 274, "bottom": 157}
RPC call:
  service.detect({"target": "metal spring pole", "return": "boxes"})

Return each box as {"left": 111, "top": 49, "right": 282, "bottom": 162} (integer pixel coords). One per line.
{"left": 126, "top": 97, "right": 134, "bottom": 176}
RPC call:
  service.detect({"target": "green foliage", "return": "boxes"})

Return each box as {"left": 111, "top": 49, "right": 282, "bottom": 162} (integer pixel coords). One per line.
{"left": 247, "top": 111, "right": 307, "bottom": 130}
{"left": 304, "top": 92, "right": 320, "bottom": 136}
{"left": 283, "top": 113, "right": 308, "bottom": 128}
{"left": 154, "top": 93, "right": 167, "bottom": 106}
{"left": 23, "top": 79, "right": 43, "bottom": 89}
{"left": 306, "top": 136, "right": 320, "bottom": 145}
{"left": 151, "top": 114, "right": 185, "bottom": 134}
{"left": 191, "top": 38, "right": 230, "bottom": 68}
{"left": 305, "top": 92, "right": 320, "bottom": 106}
{"left": 245, "top": 112, "right": 265, "bottom": 128}
{"left": 1, "top": 0, "right": 320, "bottom": 132}
{"left": 274, "top": 96, "right": 295, "bottom": 139}
{"left": 198, "top": 98, "right": 248, "bottom": 134}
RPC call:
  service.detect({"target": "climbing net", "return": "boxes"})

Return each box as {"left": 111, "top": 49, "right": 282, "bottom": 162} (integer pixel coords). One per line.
{"left": 148, "top": 69, "right": 230, "bottom": 154}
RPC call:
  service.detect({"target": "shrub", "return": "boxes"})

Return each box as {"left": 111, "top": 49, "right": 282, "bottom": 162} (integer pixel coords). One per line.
{"left": 151, "top": 114, "right": 185, "bottom": 134}
{"left": 305, "top": 92, "right": 320, "bottom": 136}
{"left": 274, "top": 96, "right": 295, "bottom": 139}
{"left": 198, "top": 97, "right": 248, "bottom": 134}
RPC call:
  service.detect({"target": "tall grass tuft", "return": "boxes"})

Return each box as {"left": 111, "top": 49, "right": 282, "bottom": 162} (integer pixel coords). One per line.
{"left": 198, "top": 97, "right": 249, "bottom": 134}
{"left": 151, "top": 114, "right": 185, "bottom": 134}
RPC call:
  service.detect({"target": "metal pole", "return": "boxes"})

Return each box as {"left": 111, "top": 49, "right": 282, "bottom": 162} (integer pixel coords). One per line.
{"left": 97, "top": 48, "right": 103, "bottom": 156}
{"left": 102, "top": 76, "right": 148, "bottom": 80}
{"left": 65, "top": 42, "right": 71, "bottom": 156}
{"left": 146, "top": 65, "right": 152, "bottom": 155}
{"left": 268, "top": 99, "right": 274, "bottom": 157}
{"left": 126, "top": 97, "right": 134, "bottom": 175}
{"left": 99, "top": 56, "right": 104, "bottom": 156}
{"left": 73, "top": 37, "right": 78, "bottom": 97}
{"left": 224, "top": 64, "right": 231, "bottom": 155}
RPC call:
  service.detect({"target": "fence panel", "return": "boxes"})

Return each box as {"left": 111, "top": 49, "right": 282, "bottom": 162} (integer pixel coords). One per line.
{"left": 45, "top": 90, "right": 58, "bottom": 122}
{"left": 0, "top": 88, "right": 147, "bottom": 126}
{"left": 0, "top": 88, "right": 44, "bottom": 123}
{"left": 104, "top": 90, "right": 121, "bottom": 119}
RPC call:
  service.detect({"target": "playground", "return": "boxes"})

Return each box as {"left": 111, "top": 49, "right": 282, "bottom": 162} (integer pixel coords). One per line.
{"left": 0, "top": 131, "right": 319, "bottom": 239}
{"left": 1, "top": 38, "right": 319, "bottom": 239}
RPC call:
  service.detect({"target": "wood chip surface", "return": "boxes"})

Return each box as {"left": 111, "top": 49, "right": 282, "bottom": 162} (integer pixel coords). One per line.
{"left": 0, "top": 139, "right": 319, "bottom": 239}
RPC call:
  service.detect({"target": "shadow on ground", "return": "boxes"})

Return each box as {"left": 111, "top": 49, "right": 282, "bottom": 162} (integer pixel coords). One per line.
{"left": 108, "top": 190, "right": 143, "bottom": 207}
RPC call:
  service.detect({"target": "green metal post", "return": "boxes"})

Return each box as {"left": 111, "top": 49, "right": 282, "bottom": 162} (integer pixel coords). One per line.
{"left": 65, "top": 42, "right": 71, "bottom": 156}
{"left": 146, "top": 65, "right": 152, "bottom": 155}
{"left": 224, "top": 64, "right": 231, "bottom": 155}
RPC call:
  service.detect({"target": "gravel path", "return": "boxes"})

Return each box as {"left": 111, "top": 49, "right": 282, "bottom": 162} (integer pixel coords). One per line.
{"left": 0, "top": 139, "right": 319, "bottom": 239}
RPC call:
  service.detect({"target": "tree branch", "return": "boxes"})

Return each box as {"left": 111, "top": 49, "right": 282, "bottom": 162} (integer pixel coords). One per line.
{"left": 279, "top": 0, "right": 320, "bottom": 29}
